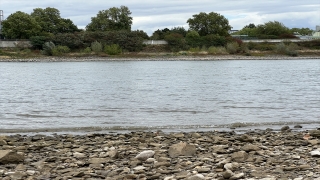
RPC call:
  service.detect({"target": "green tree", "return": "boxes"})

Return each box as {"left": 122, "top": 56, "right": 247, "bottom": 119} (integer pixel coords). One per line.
{"left": 290, "top": 27, "right": 313, "bottom": 36}
{"left": 256, "top": 21, "right": 290, "bottom": 36}
{"left": 31, "top": 7, "right": 79, "bottom": 35}
{"left": 2, "top": 11, "right": 41, "bottom": 39}
{"left": 244, "top": 23, "right": 256, "bottom": 29}
{"left": 151, "top": 28, "right": 170, "bottom": 40}
{"left": 164, "top": 33, "right": 187, "bottom": 52}
{"left": 171, "top": 26, "right": 187, "bottom": 37}
{"left": 86, "top": 6, "right": 132, "bottom": 31}
{"left": 185, "top": 30, "right": 201, "bottom": 47}
{"left": 187, "top": 12, "right": 232, "bottom": 36}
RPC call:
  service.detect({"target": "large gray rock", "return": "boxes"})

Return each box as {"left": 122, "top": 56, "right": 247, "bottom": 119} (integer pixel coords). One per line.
{"left": 135, "top": 150, "right": 155, "bottom": 161}
{"left": 231, "top": 151, "right": 248, "bottom": 162}
{"left": 241, "top": 144, "right": 260, "bottom": 152}
{"left": 309, "top": 130, "right": 320, "bottom": 137}
{"left": 187, "top": 174, "right": 205, "bottom": 180}
{"left": 168, "top": 142, "right": 196, "bottom": 158}
{"left": 0, "top": 150, "right": 24, "bottom": 164}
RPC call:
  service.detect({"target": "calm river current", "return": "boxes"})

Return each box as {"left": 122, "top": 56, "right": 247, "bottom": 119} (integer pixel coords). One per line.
{"left": 0, "top": 59, "right": 319, "bottom": 134}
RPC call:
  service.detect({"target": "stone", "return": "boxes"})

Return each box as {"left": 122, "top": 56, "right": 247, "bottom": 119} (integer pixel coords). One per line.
{"left": 230, "top": 173, "right": 245, "bottom": 180}
{"left": 241, "top": 144, "right": 260, "bottom": 152}
{"left": 73, "top": 152, "right": 86, "bottom": 158}
{"left": 281, "top": 126, "right": 290, "bottom": 132}
{"left": 88, "top": 158, "right": 105, "bottom": 164}
{"left": 309, "top": 130, "right": 320, "bottom": 137}
{"left": 133, "top": 166, "right": 146, "bottom": 171}
{"left": 107, "top": 149, "right": 119, "bottom": 159}
{"left": 187, "top": 174, "right": 205, "bottom": 180}
{"left": 231, "top": 151, "right": 248, "bottom": 162}
{"left": 168, "top": 142, "right": 196, "bottom": 158}
{"left": 222, "top": 169, "right": 234, "bottom": 179}
{"left": 310, "top": 150, "right": 320, "bottom": 157}
{"left": 0, "top": 150, "right": 24, "bottom": 164}
{"left": 154, "top": 161, "right": 171, "bottom": 168}
{"left": 308, "top": 139, "right": 319, "bottom": 145}
{"left": 0, "top": 140, "right": 7, "bottom": 146}
{"left": 135, "top": 150, "right": 155, "bottom": 161}
{"left": 224, "top": 162, "right": 239, "bottom": 171}
{"left": 238, "top": 134, "right": 254, "bottom": 142}
{"left": 294, "top": 124, "right": 303, "bottom": 128}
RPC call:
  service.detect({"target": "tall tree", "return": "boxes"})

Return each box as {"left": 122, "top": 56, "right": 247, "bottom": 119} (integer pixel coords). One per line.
{"left": 2, "top": 11, "right": 41, "bottom": 39}
{"left": 187, "top": 12, "right": 232, "bottom": 36}
{"left": 290, "top": 27, "right": 313, "bottom": 36}
{"left": 86, "top": 6, "right": 132, "bottom": 31}
{"left": 244, "top": 23, "right": 256, "bottom": 29}
{"left": 31, "top": 7, "right": 79, "bottom": 35}
{"left": 256, "top": 21, "right": 290, "bottom": 36}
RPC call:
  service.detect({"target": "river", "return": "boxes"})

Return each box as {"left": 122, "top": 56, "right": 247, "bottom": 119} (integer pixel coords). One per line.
{"left": 0, "top": 59, "right": 319, "bottom": 134}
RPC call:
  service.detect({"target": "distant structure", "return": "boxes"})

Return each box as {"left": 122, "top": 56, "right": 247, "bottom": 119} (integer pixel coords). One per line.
{"left": 312, "top": 25, "right": 320, "bottom": 38}
{"left": 0, "top": 10, "right": 3, "bottom": 39}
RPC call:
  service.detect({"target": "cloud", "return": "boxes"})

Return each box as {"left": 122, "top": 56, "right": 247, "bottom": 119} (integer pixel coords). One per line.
{"left": 1, "top": 0, "right": 319, "bottom": 35}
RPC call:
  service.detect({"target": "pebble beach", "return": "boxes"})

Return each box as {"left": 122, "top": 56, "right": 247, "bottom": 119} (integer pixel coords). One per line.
{"left": 1, "top": 127, "right": 320, "bottom": 180}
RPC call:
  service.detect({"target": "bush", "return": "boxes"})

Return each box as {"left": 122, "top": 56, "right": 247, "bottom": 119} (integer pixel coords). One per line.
{"left": 53, "top": 33, "right": 83, "bottom": 49}
{"left": 202, "top": 34, "right": 226, "bottom": 47}
{"left": 41, "top": 41, "right": 55, "bottom": 56}
{"left": 275, "top": 42, "right": 298, "bottom": 56}
{"left": 246, "top": 41, "right": 256, "bottom": 50}
{"left": 52, "top": 45, "right": 70, "bottom": 56}
{"left": 226, "top": 42, "right": 239, "bottom": 54}
{"left": 207, "top": 46, "right": 228, "bottom": 55}
{"left": 91, "top": 41, "right": 103, "bottom": 53}
{"left": 275, "top": 43, "right": 287, "bottom": 54}
{"left": 30, "top": 36, "right": 50, "bottom": 49}
{"left": 164, "top": 33, "right": 187, "bottom": 52}
{"left": 82, "top": 47, "right": 92, "bottom": 54}
{"left": 188, "top": 47, "right": 201, "bottom": 53}
{"left": 104, "top": 44, "right": 122, "bottom": 55}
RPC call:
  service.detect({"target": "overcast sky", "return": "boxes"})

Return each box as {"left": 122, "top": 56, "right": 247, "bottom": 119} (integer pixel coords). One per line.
{"left": 1, "top": 0, "right": 319, "bottom": 35}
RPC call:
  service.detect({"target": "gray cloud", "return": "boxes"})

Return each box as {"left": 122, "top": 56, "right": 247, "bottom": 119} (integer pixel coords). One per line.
{"left": 1, "top": 0, "right": 319, "bottom": 35}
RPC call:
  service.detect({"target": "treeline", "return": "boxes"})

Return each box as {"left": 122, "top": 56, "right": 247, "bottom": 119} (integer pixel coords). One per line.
{"left": 1, "top": 5, "right": 318, "bottom": 56}
{"left": 30, "top": 30, "right": 148, "bottom": 52}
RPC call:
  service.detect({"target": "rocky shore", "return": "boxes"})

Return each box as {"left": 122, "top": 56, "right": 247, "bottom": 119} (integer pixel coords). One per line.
{"left": 1, "top": 127, "right": 320, "bottom": 179}
{"left": 0, "top": 55, "right": 319, "bottom": 62}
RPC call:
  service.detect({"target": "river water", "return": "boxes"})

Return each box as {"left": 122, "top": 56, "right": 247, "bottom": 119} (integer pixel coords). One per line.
{"left": 0, "top": 59, "right": 319, "bottom": 134}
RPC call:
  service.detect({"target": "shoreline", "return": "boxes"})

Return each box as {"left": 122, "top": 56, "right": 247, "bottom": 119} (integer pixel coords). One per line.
{"left": 0, "top": 54, "right": 319, "bottom": 62}
{"left": 1, "top": 128, "right": 320, "bottom": 179}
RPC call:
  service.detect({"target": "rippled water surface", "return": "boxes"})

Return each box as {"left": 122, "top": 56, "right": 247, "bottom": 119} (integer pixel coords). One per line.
{"left": 0, "top": 59, "right": 319, "bottom": 133}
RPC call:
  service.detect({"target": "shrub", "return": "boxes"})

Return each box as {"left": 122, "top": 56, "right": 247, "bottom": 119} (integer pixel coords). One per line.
{"left": 246, "top": 41, "right": 256, "bottom": 50}
{"left": 275, "top": 42, "right": 299, "bottom": 56}
{"left": 30, "top": 36, "right": 50, "bottom": 49}
{"left": 104, "top": 44, "right": 122, "bottom": 55}
{"left": 188, "top": 47, "right": 201, "bottom": 53}
{"left": 226, "top": 42, "right": 239, "bottom": 54}
{"left": 202, "top": 34, "right": 226, "bottom": 47}
{"left": 53, "top": 33, "right": 83, "bottom": 50}
{"left": 164, "top": 33, "right": 187, "bottom": 52}
{"left": 41, "top": 41, "right": 55, "bottom": 56}
{"left": 91, "top": 41, "right": 103, "bottom": 53}
{"left": 52, "top": 45, "right": 70, "bottom": 56}
{"left": 275, "top": 43, "right": 287, "bottom": 54}
{"left": 82, "top": 47, "right": 92, "bottom": 54}
{"left": 207, "top": 46, "right": 228, "bottom": 55}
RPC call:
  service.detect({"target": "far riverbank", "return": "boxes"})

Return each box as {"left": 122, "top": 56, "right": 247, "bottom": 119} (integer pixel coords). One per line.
{"left": 0, "top": 54, "right": 319, "bottom": 62}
